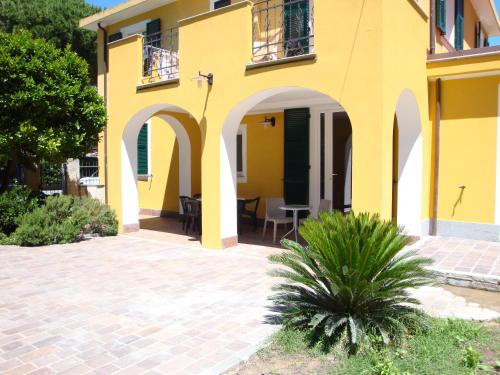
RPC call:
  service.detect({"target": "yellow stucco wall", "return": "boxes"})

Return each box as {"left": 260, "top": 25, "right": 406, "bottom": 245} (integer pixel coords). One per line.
{"left": 437, "top": 76, "right": 500, "bottom": 224}
{"left": 93, "top": 0, "right": 500, "bottom": 248}
{"left": 237, "top": 113, "right": 284, "bottom": 219}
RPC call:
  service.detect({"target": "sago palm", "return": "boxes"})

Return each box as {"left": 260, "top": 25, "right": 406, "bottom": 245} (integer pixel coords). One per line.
{"left": 268, "top": 211, "right": 434, "bottom": 354}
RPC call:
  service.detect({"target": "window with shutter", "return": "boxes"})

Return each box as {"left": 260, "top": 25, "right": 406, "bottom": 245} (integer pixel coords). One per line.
{"left": 284, "top": 0, "right": 310, "bottom": 56}
{"left": 455, "top": 0, "right": 464, "bottom": 50}
{"left": 108, "top": 32, "right": 123, "bottom": 43}
{"left": 475, "top": 22, "right": 481, "bottom": 48}
{"left": 146, "top": 19, "right": 162, "bottom": 48}
{"left": 137, "top": 124, "right": 149, "bottom": 176}
{"left": 436, "top": 0, "right": 446, "bottom": 34}
{"left": 213, "top": 0, "right": 231, "bottom": 10}
{"left": 236, "top": 125, "right": 247, "bottom": 182}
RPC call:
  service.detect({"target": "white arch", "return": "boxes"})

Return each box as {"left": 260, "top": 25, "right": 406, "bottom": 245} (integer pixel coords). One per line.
{"left": 220, "top": 87, "right": 342, "bottom": 241}
{"left": 395, "top": 90, "right": 423, "bottom": 236}
{"left": 121, "top": 104, "right": 193, "bottom": 229}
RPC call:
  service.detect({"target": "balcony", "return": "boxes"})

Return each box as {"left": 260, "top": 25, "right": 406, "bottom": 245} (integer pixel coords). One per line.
{"left": 142, "top": 27, "right": 179, "bottom": 84}
{"left": 251, "top": 0, "right": 314, "bottom": 65}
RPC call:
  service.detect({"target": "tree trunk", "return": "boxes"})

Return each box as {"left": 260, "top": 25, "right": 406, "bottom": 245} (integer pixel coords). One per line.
{"left": 0, "top": 159, "right": 16, "bottom": 193}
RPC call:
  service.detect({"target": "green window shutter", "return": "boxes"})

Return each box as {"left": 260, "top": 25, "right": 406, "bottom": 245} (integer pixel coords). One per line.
{"left": 284, "top": 0, "right": 310, "bottom": 56}
{"left": 146, "top": 19, "right": 162, "bottom": 48}
{"left": 475, "top": 22, "right": 480, "bottom": 48}
{"left": 284, "top": 108, "right": 310, "bottom": 207}
{"left": 108, "top": 32, "right": 123, "bottom": 43}
{"left": 137, "top": 124, "right": 149, "bottom": 175}
{"left": 455, "top": 0, "right": 464, "bottom": 50}
{"left": 436, "top": 0, "right": 446, "bottom": 34}
{"left": 484, "top": 37, "right": 490, "bottom": 47}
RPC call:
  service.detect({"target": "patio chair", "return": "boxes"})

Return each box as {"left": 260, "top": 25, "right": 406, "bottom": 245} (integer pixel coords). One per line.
{"left": 184, "top": 198, "right": 201, "bottom": 235}
{"left": 179, "top": 195, "right": 190, "bottom": 231}
{"left": 299, "top": 199, "right": 331, "bottom": 225}
{"left": 239, "top": 197, "right": 260, "bottom": 232}
{"left": 317, "top": 199, "right": 331, "bottom": 217}
{"left": 262, "top": 198, "right": 293, "bottom": 243}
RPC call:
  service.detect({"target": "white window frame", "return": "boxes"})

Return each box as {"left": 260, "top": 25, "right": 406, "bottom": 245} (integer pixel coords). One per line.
{"left": 445, "top": 0, "right": 456, "bottom": 47}
{"left": 237, "top": 124, "right": 247, "bottom": 183}
{"left": 120, "top": 19, "right": 150, "bottom": 37}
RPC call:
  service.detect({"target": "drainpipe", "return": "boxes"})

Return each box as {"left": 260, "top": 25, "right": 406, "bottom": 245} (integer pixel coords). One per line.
{"left": 430, "top": 0, "right": 436, "bottom": 54}
{"left": 431, "top": 78, "right": 442, "bottom": 235}
{"left": 98, "top": 23, "right": 109, "bottom": 205}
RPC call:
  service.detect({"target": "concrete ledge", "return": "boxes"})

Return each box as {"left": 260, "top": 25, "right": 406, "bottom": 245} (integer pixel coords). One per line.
{"left": 123, "top": 224, "right": 140, "bottom": 233}
{"left": 139, "top": 208, "right": 180, "bottom": 218}
{"left": 136, "top": 78, "right": 179, "bottom": 91}
{"left": 435, "top": 220, "right": 500, "bottom": 242}
{"left": 431, "top": 268, "right": 500, "bottom": 292}
{"left": 222, "top": 236, "right": 239, "bottom": 249}
{"left": 246, "top": 53, "right": 317, "bottom": 71}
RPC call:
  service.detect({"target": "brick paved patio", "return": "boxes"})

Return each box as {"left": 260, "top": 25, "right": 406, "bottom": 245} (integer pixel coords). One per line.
{"left": 0, "top": 233, "right": 499, "bottom": 375}
{"left": 0, "top": 236, "right": 280, "bottom": 375}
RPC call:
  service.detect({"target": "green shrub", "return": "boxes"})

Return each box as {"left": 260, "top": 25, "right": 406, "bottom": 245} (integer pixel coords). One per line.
{"left": 268, "top": 211, "right": 434, "bottom": 354}
{"left": 9, "top": 195, "right": 117, "bottom": 246}
{"left": 0, "top": 185, "right": 40, "bottom": 235}
{"left": 72, "top": 197, "right": 118, "bottom": 237}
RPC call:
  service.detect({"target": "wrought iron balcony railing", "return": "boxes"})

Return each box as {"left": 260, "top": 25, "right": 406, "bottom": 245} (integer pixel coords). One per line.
{"left": 252, "top": 0, "right": 314, "bottom": 63}
{"left": 143, "top": 27, "right": 179, "bottom": 83}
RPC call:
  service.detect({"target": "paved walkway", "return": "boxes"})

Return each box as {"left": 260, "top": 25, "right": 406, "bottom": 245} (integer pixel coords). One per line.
{"left": 0, "top": 234, "right": 499, "bottom": 375}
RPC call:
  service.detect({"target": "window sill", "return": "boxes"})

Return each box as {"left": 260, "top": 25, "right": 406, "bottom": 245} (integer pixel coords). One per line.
{"left": 237, "top": 176, "right": 247, "bottom": 184}
{"left": 138, "top": 175, "right": 151, "bottom": 181}
{"left": 137, "top": 78, "right": 179, "bottom": 91}
{"left": 246, "top": 53, "right": 317, "bottom": 71}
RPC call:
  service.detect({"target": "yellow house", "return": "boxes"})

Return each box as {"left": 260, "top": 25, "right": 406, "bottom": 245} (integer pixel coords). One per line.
{"left": 80, "top": 0, "right": 500, "bottom": 249}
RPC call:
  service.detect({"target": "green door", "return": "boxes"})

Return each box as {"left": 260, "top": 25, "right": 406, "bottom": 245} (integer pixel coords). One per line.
{"left": 284, "top": 0, "right": 310, "bottom": 56}
{"left": 284, "top": 108, "right": 310, "bottom": 207}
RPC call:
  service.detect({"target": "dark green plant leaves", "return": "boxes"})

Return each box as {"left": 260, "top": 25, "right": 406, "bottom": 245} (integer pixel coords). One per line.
{"left": 268, "top": 211, "right": 434, "bottom": 354}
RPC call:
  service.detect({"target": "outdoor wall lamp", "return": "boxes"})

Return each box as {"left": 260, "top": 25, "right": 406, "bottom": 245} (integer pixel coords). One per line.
{"left": 198, "top": 71, "right": 214, "bottom": 85}
{"left": 258, "top": 116, "right": 276, "bottom": 128}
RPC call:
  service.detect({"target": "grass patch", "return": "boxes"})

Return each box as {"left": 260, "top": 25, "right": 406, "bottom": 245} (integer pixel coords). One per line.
{"left": 334, "top": 318, "right": 499, "bottom": 375}
{"left": 230, "top": 319, "right": 499, "bottom": 375}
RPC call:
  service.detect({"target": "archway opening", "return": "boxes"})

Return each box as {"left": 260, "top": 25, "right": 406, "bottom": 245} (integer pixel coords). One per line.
{"left": 220, "top": 87, "right": 353, "bottom": 247}
{"left": 121, "top": 104, "right": 202, "bottom": 239}
{"left": 392, "top": 90, "right": 423, "bottom": 236}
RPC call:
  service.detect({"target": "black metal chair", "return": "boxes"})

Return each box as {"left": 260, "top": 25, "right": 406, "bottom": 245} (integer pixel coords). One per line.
{"left": 179, "top": 195, "right": 191, "bottom": 231}
{"left": 239, "top": 197, "right": 260, "bottom": 232}
{"left": 184, "top": 198, "right": 201, "bottom": 235}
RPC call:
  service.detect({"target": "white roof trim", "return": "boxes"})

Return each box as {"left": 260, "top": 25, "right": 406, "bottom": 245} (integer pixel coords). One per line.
{"left": 80, "top": 0, "right": 177, "bottom": 31}
{"left": 470, "top": 0, "right": 500, "bottom": 36}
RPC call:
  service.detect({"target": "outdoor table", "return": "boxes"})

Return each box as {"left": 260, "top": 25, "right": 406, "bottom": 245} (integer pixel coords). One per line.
{"left": 280, "top": 204, "right": 310, "bottom": 242}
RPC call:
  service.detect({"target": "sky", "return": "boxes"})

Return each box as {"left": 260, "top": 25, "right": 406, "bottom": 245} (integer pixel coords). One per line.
{"left": 86, "top": 0, "right": 500, "bottom": 44}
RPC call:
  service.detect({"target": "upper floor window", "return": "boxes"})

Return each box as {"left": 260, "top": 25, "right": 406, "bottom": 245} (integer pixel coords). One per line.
{"left": 435, "top": 0, "right": 464, "bottom": 51}
{"left": 251, "top": 0, "right": 314, "bottom": 63}
{"left": 212, "top": 0, "right": 231, "bottom": 10}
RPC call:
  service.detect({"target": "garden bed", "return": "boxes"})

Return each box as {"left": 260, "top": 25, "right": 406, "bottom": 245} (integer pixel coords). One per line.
{"left": 226, "top": 319, "right": 500, "bottom": 375}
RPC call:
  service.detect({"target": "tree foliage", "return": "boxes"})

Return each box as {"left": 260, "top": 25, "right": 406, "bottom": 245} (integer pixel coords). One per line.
{"left": 0, "top": 31, "right": 106, "bottom": 187}
{"left": 268, "top": 211, "right": 434, "bottom": 354}
{"left": 0, "top": 0, "right": 101, "bottom": 79}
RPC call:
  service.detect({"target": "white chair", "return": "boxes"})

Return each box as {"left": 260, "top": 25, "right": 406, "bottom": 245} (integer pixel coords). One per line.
{"left": 299, "top": 199, "right": 331, "bottom": 225}
{"left": 317, "top": 199, "right": 331, "bottom": 217}
{"left": 262, "top": 198, "right": 293, "bottom": 243}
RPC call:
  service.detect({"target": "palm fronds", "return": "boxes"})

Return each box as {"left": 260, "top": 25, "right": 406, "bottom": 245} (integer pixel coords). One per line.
{"left": 268, "top": 211, "right": 434, "bottom": 354}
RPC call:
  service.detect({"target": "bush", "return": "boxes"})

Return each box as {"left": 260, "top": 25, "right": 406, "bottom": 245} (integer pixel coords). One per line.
{"left": 0, "top": 185, "right": 40, "bottom": 235}
{"left": 268, "top": 211, "right": 434, "bottom": 354}
{"left": 8, "top": 195, "right": 117, "bottom": 246}
{"left": 72, "top": 197, "right": 118, "bottom": 237}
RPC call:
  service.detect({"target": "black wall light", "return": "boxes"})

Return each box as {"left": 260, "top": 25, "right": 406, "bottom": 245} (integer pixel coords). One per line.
{"left": 198, "top": 71, "right": 214, "bottom": 85}
{"left": 258, "top": 116, "right": 276, "bottom": 127}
